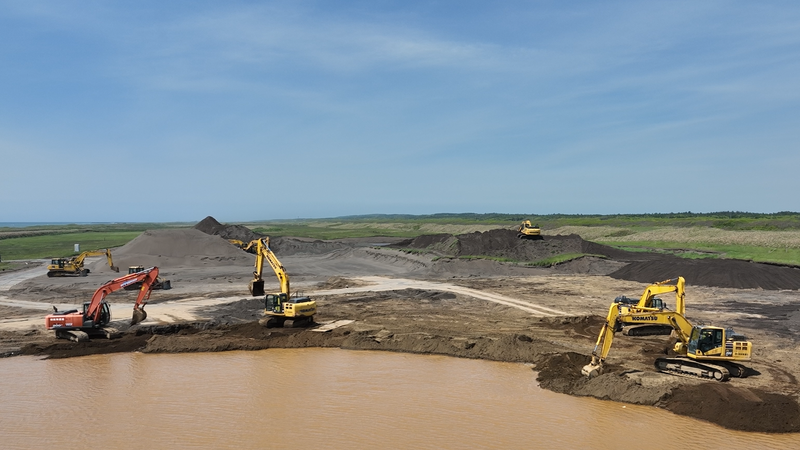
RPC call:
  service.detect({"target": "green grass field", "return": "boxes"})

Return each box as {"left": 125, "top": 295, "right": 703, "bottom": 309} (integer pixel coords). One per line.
{"left": 2, "top": 213, "right": 800, "bottom": 265}
{"left": 0, "top": 231, "right": 143, "bottom": 260}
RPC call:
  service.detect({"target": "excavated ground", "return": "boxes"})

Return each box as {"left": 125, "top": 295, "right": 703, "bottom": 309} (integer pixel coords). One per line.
{"left": 2, "top": 223, "right": 800, "bottom": 433}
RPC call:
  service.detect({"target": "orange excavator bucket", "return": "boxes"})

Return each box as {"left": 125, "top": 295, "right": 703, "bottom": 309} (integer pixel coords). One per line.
{"left": 131, "top": 306, "right": 147, "bottom": 326}
{"left": 111, "top": 265, "right": 120, "bottom": 272}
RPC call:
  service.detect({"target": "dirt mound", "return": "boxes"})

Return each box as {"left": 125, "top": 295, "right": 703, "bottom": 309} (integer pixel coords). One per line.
{"left": 663, "top": 383, "right": 800, "bottom": 432}
{"left": 194, "top": 216, "right": 262, "bottom": 243}
{"left": 397, "top": 229, "right": 800, "bottom": 290}
{"left": 394, "top": 230, "right": 606, "bottom": 262}
{"left": 269, "top": 237, "right": 349, "bottom": 255}
{"left": 610, "top": 257, "right": 800, "bottom": 290}
{"left": 88, "top": 228, "right": 253, "bottom": 271}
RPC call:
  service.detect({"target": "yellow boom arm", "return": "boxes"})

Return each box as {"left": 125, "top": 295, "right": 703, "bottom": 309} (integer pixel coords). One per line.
{"left": 634, "top": 277, "right": 686, "bottom": 315}
{"left": 249, "top": 238, "right": 289, "bottom": 297}
{"left": 74, "top": 249, "right": 118, "bottom": 272}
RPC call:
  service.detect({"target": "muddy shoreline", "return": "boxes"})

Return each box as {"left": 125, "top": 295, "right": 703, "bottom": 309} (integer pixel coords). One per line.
{"left": 3, "top": 226, "right": 800, "bottom": 434}
{"left": 9, "top": 313, "right": 799, "bottom": 434}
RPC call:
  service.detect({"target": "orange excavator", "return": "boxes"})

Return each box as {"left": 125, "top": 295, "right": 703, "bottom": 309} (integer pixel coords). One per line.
{"left": 45, "top": 266, "right": 160, "bottom": 342}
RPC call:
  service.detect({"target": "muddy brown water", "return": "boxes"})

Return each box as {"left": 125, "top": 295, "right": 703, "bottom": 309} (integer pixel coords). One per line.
{"left": 1, "top": 349, "right": 798, "bottom": 449}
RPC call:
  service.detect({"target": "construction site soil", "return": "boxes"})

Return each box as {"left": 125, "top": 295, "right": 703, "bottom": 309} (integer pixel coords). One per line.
{"left": 2, "top": 223, "right": 800, "bottom": 433}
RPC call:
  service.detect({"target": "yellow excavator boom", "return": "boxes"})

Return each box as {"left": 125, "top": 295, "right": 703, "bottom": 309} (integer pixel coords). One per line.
{"left": 249, "top": 238, "right": 289, "bottom": 296}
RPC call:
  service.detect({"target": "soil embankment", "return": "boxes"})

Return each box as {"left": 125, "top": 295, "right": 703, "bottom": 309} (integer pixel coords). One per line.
{"left": 4, "top": 221, "right": 800, "bottom": 433}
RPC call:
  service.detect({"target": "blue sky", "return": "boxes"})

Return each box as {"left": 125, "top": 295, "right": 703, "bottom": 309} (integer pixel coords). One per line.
{"left": 1, "top": 1, "right": 798, "bottom": 222}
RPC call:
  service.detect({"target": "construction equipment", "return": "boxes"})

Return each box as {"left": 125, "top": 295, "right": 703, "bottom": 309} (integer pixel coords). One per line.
{"left": 124, "top": 265, "right": 171, "bottom": 290}
{"left": 44, "top": 266, "right": 160, "bottom": 342}
{"left": 229, "top": 239, "right": 257, "bottom": 253}
{"left": 47, "top": 249, "right": 120, "bottom": 277}
{"left": 248, "top": 237, "right": 316, "bottom": 327}
{"left": 615, "top": 277, "right": 686, "bottom": 336}
{"left": 581, "top": 277, "right": 753, "bottom": 381}
{"left": 517, "top": 220, "right": 542, "bottom": 239}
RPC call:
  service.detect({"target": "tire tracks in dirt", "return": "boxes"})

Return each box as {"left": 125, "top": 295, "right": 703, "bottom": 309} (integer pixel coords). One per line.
{"left": 311, "top": 276, "right": 566, "bottom": 317}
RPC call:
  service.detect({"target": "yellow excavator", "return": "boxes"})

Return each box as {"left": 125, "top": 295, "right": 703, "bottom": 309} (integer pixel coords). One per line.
{"left": 47, "top": 249, "right": 119, "bottom": 277}
{"left": 582, "top": 277, "right": 753, "bottom": 382}
{"left": 248, "top": 237, "right": 316, "bottom": 327}
{"left": 229, "top": 239, "right": 257, "bottom": 253}
{"left": 124, "top": 265, "right": 172, "bottom": 290}
{"left": 614, "top": 277, "right": 686, "bottom": 336}
{"left": 517, "top": 220, "right": 542, "bottom": 240}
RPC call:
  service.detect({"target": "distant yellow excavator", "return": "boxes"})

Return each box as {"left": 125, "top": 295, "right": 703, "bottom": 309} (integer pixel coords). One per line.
{"left": 582, "top": 277, "right": 753, "bottom": 382}
{"left": 229, "top": 239, "right": 257, "bottom": 253}
{"left": 248, "top": 237, "right": 316, "bottom": 327}
{"left": 517, "top": 220, "right": 542, "bottom": 239}
{"left": 47, "top": 249, "right": 119, "bottom": 277}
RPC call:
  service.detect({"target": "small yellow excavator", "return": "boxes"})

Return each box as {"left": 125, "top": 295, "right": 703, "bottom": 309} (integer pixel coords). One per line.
{"left": 582, "top": 277, "right": 753, "bottom": 382}
{"left": 229, "top": 239, "right": 257, "bottom": 253}
{"left": 124, "top": 266, "right": 172, "bottom": 290}
{"left": 248, "top": 237, "right": 316, "bottom": 327}
{"left": 614, "top": 277, "right": 686, "bottom": 336}
{"left": 517, "top": 220, "right": 542, "bottom": 240}
{"left": 46, "top": 249, "right": 119, "bottom": 277}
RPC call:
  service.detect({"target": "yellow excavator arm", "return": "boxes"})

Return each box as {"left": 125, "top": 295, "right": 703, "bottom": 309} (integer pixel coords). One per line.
{"left": 249, "top": 238, "right": 290, "bottom": 297}
{"left": 74, "top": 249, "right": 119, "bottom": 272}
{"left": 635, "top": 277, "right": 686, "bottom": 314}
{"left": 588, "top": 303, "right": 695, "bottom": 371}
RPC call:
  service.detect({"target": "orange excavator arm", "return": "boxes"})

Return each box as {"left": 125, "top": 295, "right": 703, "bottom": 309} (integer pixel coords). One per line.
{"left": 85, "top": 266, "right": 160, "bottom": 326}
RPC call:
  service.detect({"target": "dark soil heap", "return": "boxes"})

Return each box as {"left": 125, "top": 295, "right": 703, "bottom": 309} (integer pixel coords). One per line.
{"left": 393, "top": 230, "right": 596, "bottom": 262}
{"left": 395, "top": 229, "right": 800, "bottom": 290}
{"left": 194, "top": 216, "right": 263, "bottom": 243}
{"left": 662, "top": 383, "right": 800, "bottom": 433}
{"left": 610, "top": 257, "right": 800, "bottom": 290}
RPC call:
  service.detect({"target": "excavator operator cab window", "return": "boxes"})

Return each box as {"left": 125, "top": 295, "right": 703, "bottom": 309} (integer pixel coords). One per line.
{"left": 696, "top": 328, "right": 723, "bottom": 353}
{"left": 650, "top": 298, "right": 665, "bottom": 310}
{"left": 688, "top": 327, "right": 701, "bottom": 353}
{"left": 265, "top": 294, "right": 284, "bottom": 313}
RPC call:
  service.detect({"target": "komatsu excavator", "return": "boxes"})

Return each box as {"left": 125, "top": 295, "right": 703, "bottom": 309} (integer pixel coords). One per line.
{"left": 248, "top": 238, "right": 316, "bottom": 327}
{"left": 47, "top": 249, "right": 119, "bottom": 277}
{"left": 582, "top": 277, "right": 753, "bottom": 382}
{"left": 614, "top": 277, "right": 686, "bottom": 336}
{"left": 517, "top": 220, "right": 542, "bottom": 240}
{"left": 44, "top": 266, "right": 160, "bottom": 341}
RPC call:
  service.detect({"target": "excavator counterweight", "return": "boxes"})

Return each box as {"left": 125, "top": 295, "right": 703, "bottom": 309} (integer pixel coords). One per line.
{"left": 517, "top": 220, "right": 542, "bottom": 240}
